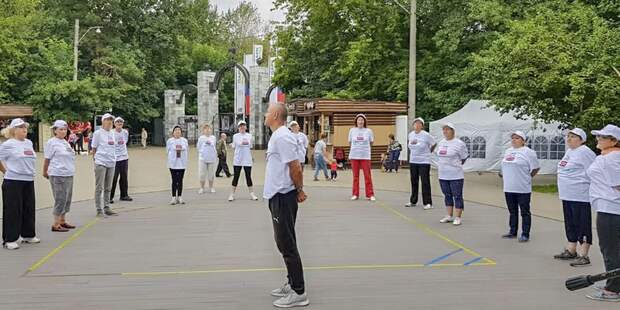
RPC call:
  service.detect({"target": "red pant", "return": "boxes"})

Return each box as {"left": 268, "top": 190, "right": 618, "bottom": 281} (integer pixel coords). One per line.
{"left": 351, "top": 159, "right": 374, "bottom": 198}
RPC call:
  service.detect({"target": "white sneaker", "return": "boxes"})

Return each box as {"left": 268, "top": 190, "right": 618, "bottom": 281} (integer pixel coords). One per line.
{"left": 198, "top": 188, "right": 205, "bottom": 195}
{"left": 273, "top": 291, "right": 310, "bottom": 308}
{"left": 178, "top": 197, "right": 185, "bottom": 204}
{"left": 169, "top": 197, "right": 177, "bottom": 205}
{"left": 405, "top": 202, "right": 414, "bottom": 207}
{"left": 3, "top": 242, "right": 19, "bottom": 250}
{"left": 350, "top": 195, "right": 358, "bottom": 201}
{"left": 369, "top": 196, "right": 376, "bottom": 202}
{"left": 250, "top": 192, "right": 258, "bottom": 201}
{"left": 439, "top": 216, "right": 454, "bottom": 223}
{"left": 210, "top": 188, "right": 216, "bottom": 193}
{"left": 423, "top": 204, "right": 434, "bottom": 210}
{"left": 228, "top": 194, "right": 235, "bottom": 202}
{"left": 22, "top": 237, "right": 40, "bottom": 244}
{"left": 271, "top": 283, "right": 292, "bottom": 297}
{"left": 453, "top": 217, "right": 462, "bottom": 226}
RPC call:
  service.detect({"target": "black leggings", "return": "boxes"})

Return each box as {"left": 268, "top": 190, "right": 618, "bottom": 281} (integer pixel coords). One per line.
{"left": 169, "top": 169, "right": 185, "bottom": 197}
{"left": 232, "top": 166, "right": 253, "bottom": 187}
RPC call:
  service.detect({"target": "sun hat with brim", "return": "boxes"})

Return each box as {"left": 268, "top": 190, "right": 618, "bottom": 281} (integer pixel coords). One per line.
{"left": 101, "top": 113, "right": 114, "bottom": 121}
{"left": 51, "top": 120, "right": 68, "bottom": 129}
{"left": 511, "top": 130, "right": 526, "bottom": 141}
{"left": 442, "top": 122, "right": 455, "bottom": 130}
{"left": 413, "top": 117, "right": 425, "bottom": 125}
{"left": 568, "top": 128, "right": 587, "bottom": 142}
{"left": 114, "top": 117, "right": 124, "bottom": 123}
{"left": 9, "top": 118, "right": 29, "bottom": 128}
{"left": 591, "top": 124, "right": 620, "bottom": 141}
{"left": 238, "top": 120, "right": 247, "bottom": 127}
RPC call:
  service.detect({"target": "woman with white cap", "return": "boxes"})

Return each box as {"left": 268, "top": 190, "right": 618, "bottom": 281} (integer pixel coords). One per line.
{"left": 167, "top": 125, "right": 189, "bottom": 205}
{"left": 553, "top": 128, "right": 595, "bottom": 266}
{"left": 349, "top": 114, "right": 376, "bottom": 201}
{"left": 43, "top": 120, "right": 77, "bottom": 232}
{"left": 436, "top": 123, "right": 469, "bottom": 225}
{"left": 500, "top": 130, "right": 540, "bottom": 242}
{"left": 289, "top": 121, "right": 309, "bottom": 171}
{"left": 110, "top": 116, "right": 132, "bottom": 203}
{"left": 585, "top": 124, "right": 620, "bottom": 302}
{"left": 0, "top": 118, "right": 40, "bottom": 249}
{"left": 228, "top": 120, "right": 258, "bottom": 201}
{"left": 91, "top": 113, "right": 118, "bottom": 217}
{"left": 406, "top": 117, "right": 436, "bottom": 209}
{"left": 197, "top": 124, "right": 218, "bottom": 194}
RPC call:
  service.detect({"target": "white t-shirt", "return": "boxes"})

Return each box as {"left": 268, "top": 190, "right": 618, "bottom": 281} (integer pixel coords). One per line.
{"left": 166, "top": 137, "right": 189, "bottom": 169}
{"left": 587, "top": 151, "right": 620, "bottom": 215}
{"left": 408, "top": 130, "right": 435, "bottom": 164}
{"left": 113, "top": 129, "right": 129, "bottom": 161}
{"left": 232, "top": 132, "right": 253, "bottom": 167}
{"left": 557, "top": 145, "right": 596, "bottom": 202}
{"left": 0, "top": 138, "right": 36, "bottom": 181}
{"left": 314, "top": 139, "right": 326, "bottom": 155}
{"left": 293, "top": 132, "right": 309, "bottom": 163}
{"left": 44, "top": 137, "right": 76, "bottom": 177}
{"left": 197, "top": 135, "right": 217, "bottom": 163}
{"left": 348, "top": 127, "right": 374, "bottom": 160}
{"left": 92, "top": 128, "right": 117, "bottom": 167}
{"left": 501, "top": 146, "right": 540, "bottom": 194}
{"left": 436, "top": 138, "right": 468, "bottom": 180}
{"left": 263, "top": 126, "right": 298, "bottom": 199}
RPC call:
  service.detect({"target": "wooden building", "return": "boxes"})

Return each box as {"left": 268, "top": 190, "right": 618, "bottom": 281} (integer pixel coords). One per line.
{"left": 289, "top": 99, "right": 407, "bottom": 164}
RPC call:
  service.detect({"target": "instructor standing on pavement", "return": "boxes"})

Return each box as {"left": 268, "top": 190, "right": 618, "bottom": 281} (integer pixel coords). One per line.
{"left": 264, "top": 104, "right": 309, "bottom": 308}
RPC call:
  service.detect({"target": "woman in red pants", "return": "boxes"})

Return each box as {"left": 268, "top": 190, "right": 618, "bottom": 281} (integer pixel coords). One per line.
{"left": 348, "top": 114, "right": 376, "bottom": 201}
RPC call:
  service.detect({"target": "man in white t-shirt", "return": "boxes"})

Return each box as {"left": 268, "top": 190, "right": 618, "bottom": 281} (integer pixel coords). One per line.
{"left": 110, "top": 117, "right": 132, "bottom": 203}
{"left": 289, "top": 121, "right": 309, "bottom": 170}
{"left": 406, "top": 117, "right": 436, "bottom": 209}
{"left": 91, "top": 113, "right": 118, "bottom": 217}
{"left": 263, "top": 104, "right": 309, "bottom": 308}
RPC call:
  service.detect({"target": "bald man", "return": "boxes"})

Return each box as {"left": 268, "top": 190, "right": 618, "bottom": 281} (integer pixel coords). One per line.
{"left": 263, "top": 104, "right": 309, "bottom": 308}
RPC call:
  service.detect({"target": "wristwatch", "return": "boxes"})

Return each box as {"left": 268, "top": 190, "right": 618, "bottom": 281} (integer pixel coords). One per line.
{"left": 296, "top": 186, "right": 304, "bottom": 193}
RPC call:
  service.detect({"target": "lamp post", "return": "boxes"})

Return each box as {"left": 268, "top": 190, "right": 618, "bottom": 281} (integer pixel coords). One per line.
{"left": 408, "top": 0, "right": 416, "bottom": 132}
{"left": 73, "top": 19, "right": 103, "bottom": 81}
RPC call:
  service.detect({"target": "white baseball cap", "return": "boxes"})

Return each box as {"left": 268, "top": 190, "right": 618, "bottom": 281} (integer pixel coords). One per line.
{"left": 413, "top": 117, "right": 425, "bottom": 125}
{"left": 9, "top": 118, "right": 29, "bottom": 128}
{"left": 237, "top": 120, "right": 247, "bottom": 127}
{"left": 592, "top": 124, "right": 620, "bottom": 140}
{"left": 289, "top": 121, "right": 299, "bottom": 127}
{"left": 568, "top": 128, "right": 587, "bottom": 142}
{"left": 114, "top": 117, "right": 124, "bottom": 123}
{"left": 511, "top": 130, "right": 526, "bottom": 141}
{"left": 442, "top": 122, "right": 455, "bottom": 130}
{"left": 101, "top": 113, "right": 114, "bottom": 121}
{"left": 51, "top": 120, "right": 68, "bottom": 129}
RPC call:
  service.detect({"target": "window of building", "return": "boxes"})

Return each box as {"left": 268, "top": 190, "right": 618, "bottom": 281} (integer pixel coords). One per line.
{"left": 549, "top": 136, "right": 565, "bottom": 160}
{"left": 528, "top": 136, "right": 549, "bottom": 159}
{"left": 459, "top": 137, "right": 471, "bottom": 155}
{"left": 471, "top": 136, "right": 486, "bottom": 159}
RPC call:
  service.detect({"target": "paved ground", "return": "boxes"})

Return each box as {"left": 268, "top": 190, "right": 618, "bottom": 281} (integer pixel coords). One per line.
{"left": 0, "top": 147, "right": 609, "bottom": 309}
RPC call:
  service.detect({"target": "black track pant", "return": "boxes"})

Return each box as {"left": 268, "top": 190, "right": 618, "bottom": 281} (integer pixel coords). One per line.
{"left": 2, "top": 180, "right": 36, "bottom": 243}
{"left": 169, "top": 169, "right": 185, "bottom": 197}
{"left": 111, "top": 159, "right": 129, "bottom": 199}
{"left": 232, "top": 166, "right": 252, "bottom": 187}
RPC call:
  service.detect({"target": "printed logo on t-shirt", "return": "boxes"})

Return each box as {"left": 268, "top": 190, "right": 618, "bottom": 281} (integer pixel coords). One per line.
{"left": 438, "top": 146, "right": 448, "bottom": 155}
{"left": 410, "top": 139, "right": 418, "bottom": 145}
{"left": 356, "top": 135, "right": 365, "bottom": 141}
{"left": 23, "top": 149, "right": 34, "bottom": 156}
{"left": 107, "top": 138, "right": 114, "bottom": 145}
{"left": 505, "top": 153, "right": 516, "bottom": 161}
{"left": 559, "top": 160, "right": 568, "bottom": 167}
{"left": 118, "top": 140, "right": 125, "bottom": 145}
{"left": 241, "top": 139, "right": 249, "bottom": 145}
{"left": 175, "top": 144, "right": 182, "bottom": 150}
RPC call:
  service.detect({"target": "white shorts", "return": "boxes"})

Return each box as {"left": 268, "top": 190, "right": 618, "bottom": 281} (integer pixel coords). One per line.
{"left": 198, "top": 160, "right": 217, "bottom": 182}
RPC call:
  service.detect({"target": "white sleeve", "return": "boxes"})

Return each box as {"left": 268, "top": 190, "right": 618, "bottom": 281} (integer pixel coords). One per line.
{"left": 606, "top": 155, "right": 620, "bottom": 187}
{"left": 231, "top": 135, "right": 237, "bottom": 149}
{"left": 279, "top": 134, "right": 299, "bottom": 164}
{"left": 197, "top": 136, "right": 204, "bottom": 149}
{"left": 91, "top": 131, "right": 100, "bottom": 149}
{"left": 429, "top": 133, "right": 436, "bottom": 146}
{"left": 460, "top": 141, "right": 469, "bottom": 160}
{"left": 369, "top": 129, "right": 374, "bottom": 143}
{"left": 0, "top": 141, "right": 11, "bottom": 161}
{"left": 529, "top": 149, "right": 540, "bottom": 170}
{"left": 44, "top": 140, "right": 54, "bottom": 160}
{"left": 348, "top": 128, "right": 353, "bottom": 143}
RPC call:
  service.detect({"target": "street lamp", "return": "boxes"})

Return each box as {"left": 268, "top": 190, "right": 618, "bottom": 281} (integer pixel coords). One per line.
{"left": 73, "top": 19, "right": 103, "bottom": 81}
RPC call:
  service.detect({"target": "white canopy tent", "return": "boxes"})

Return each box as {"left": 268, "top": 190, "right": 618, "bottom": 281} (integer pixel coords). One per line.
{"left": 428, "top": 100, "right": 565, "bottom": 174}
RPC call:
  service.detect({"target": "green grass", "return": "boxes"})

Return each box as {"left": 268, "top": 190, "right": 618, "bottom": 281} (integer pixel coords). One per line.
{"left": 532, "top": 184, "right": 558, "bottom": 193}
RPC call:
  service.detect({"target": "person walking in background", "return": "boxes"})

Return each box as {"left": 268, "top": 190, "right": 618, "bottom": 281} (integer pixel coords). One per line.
{"left": 68, "top": 131, "right": 78, "bottom": 153}
{"left": 229, "top": 121, "right": 258, "bottom": 202}
{"left": 167, "top": 126, "right": 189, "bottom": 205}
{"left": 110, "top": 117, "right": 132, "bottom": 204}
{"left": 216, "top": 133, "right": 232, "bottom": 177}
{"left": 436, "top": 123, "right": 468, "bottom": 226}
{"left": 312, "top": 133, "right": 330, "bottom": 181}
{"left": 348, "top": 114, "right": 375, "bottom": 201}
{"left": 197, "top": 124, "right": 218, "bottom": 194}
{"left": 141, "top": 128, "right": 148, "bottom": 149}
{"left": 387, "top": 134, "right": 402, "bottom": 173}
{"left": 289, "top": 121, "right": 309, "bottom": 171}
{"left": 43, "top": 120, "right": 76, "bottom": 232}
{"left": 553, "top": 128, "right": 596, "bottom": 266}
{"left": 91, "top": 113, "right": 118, "bottom": 217}
{"left": 0, "top": 118, "right": 40, "bottom": 250}
{"left": 585, "top": 124, "right": 620, "bottom": 302}
{"left": 76, "top": 121, "right": 85, "bottom": 154}
{"left": 406, "top": 117, "right": 436, "bottom": 209}
{"left": 500, "top": 131, "right": 540, "bottom": 242}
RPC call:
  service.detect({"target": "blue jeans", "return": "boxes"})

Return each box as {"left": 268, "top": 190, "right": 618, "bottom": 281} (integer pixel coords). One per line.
{"left": 504, "top": 192, "right": 531, "bottom": 238}
{"left": 313, "top": 154, "right": 329, "bottom": 179}
{"left": 388, "top": 150, "right": 400, "bottom": 172}
{"left": 439, "top": 179, "right": 464, "bottom": 209}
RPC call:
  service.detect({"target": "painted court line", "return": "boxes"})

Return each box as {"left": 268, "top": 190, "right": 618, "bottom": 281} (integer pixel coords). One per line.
{"left": 424, "top": 249, "right": 463, "bottom": 266}
{"left": 463, "top": 257, "right": 484, "bottom": 266}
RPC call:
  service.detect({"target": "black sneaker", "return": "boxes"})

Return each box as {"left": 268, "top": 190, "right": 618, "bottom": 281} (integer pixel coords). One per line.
{"left": 104, "top": 209, "right": 118, "bottom": 216}
{"left": 554, "top": 249, "right": 578, "bottom": 260}
{"left": 570, "top": 256, "right": 590, "bottom": 267}
{"left": 518, "top": 236, "right": 529, "bottom": 243}
{"left": 109, "top": 199, "right": 114, "bottom": 204}
{"left": 120, "top": 196, "right": 133, "bottom": 201}
{"left": 501, "top": 233, "right": 517, "bottom": 239}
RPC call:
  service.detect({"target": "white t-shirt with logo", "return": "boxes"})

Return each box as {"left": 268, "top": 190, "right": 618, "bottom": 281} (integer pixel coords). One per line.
{"left": 557, "top": 145, "right": 596, "bottom": 202}
{"left": 166, "top": 137, "right": 189, "bottom": 169}
{"left": 232, "top": 132, "right": 253, "bottom": 167}
{"left": 293, "top": 132, "right": 309, "bottom": 163}
{"left": 263, "top": 126, "right": 298, "bottom": 199}
{"left": 348, "top": 127, "right": 374, "bottom": 160}
{"left": 0, "top": 138, "right": 36, "bottom": 181}
{"left": 113, "top": 129, "right": 129, "bottom": 161}
{"left": 408, "top": 130, "right": 435, "bottom": 164}
{"left": 587, "top": 151, "right": 620, "bottom": 215}
{"left": 197, "top": 135, "right": 217, "bottom": 163}
{"left": 92, "top": 128, "right": 117, "bottom": 168}
{"left": 501, "top": 146, "right": 540, "bottom": 194}
{"left": 436, "top": 138, "right": 468, "bottom": 180}
{"left": 44, "top": 137, "right": 76, "bottom": 177}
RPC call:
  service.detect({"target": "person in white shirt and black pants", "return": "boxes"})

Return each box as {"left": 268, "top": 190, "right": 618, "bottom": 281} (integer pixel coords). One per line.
{"left": 110, "top": 117, "right": 132, "bottom": 203}
{"left": 91, "top": 113, "right": 118, "bottom": 217}
{"left": 43, "top": 120, "right": 77, "bottom": 232}
{"left": 406, "top": 117, "right": 436, "bottom": 209}
{"left": 0, "top": 118, "right": 40, "bottom": 250}
{"left": 228, "top": 120, "right": 258, "bottom": 202}
{"left": 585, "top": 124, "right": 620, "bottom": 302}
{"left": 264, "top": 104, "right": 309, "bottom": 308}
{"left": 500, "top": 131, "right": 540, "bottom": 242}
{"left": 436, "top": 123, "right": 469, "bottom": 226}
{"left": 553, "top": 128, "right": 595, "bottom": 266}
{"left": 167, "top": 125, "right": 189, "bottom": 205}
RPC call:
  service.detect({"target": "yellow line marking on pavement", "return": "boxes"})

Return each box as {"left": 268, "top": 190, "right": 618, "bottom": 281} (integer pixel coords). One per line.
{"left": 26, "top": 218, "right": 100, "bottom": 273}
{"left": 378, "top": 203, "right": 497, "bottom": 265}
